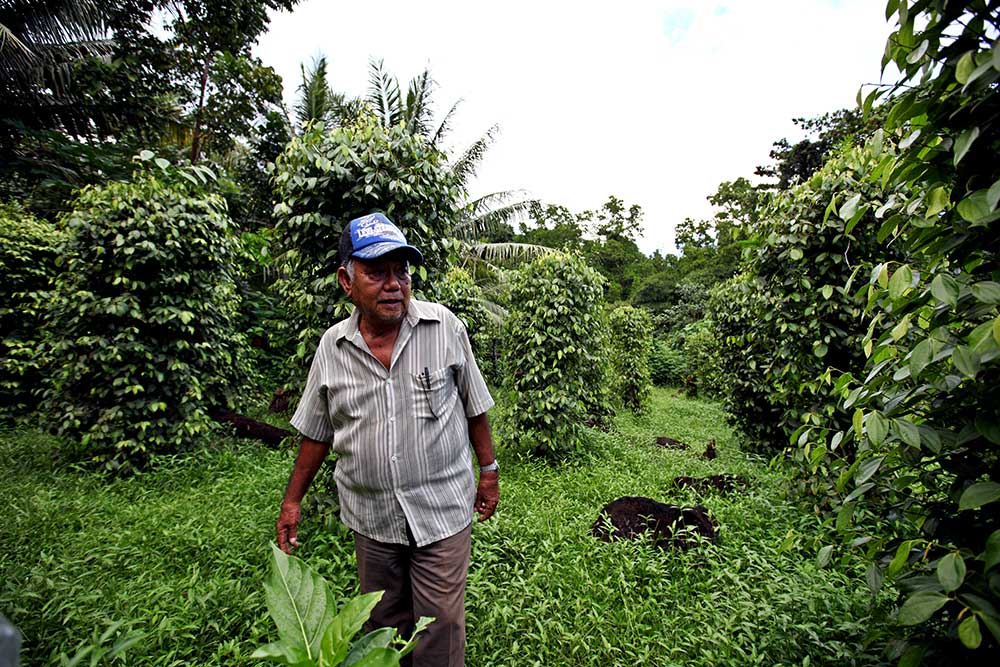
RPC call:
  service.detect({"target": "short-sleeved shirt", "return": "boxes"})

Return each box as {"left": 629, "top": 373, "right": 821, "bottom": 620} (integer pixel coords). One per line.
{"left": 290, "top": 298, "right": 495, "bottom": 547}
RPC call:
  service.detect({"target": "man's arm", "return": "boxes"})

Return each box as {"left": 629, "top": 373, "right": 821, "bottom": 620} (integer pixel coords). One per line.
{"left": 276, "top": 436, "right": 330, "bottom": 553}
{"left": 468, "top": 412, "right": 499, "bottom": 522}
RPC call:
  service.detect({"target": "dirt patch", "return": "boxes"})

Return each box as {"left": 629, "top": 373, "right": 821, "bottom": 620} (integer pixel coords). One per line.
{"left": 591, "top": 496, "right": 718, "bottom": 550}
{"left": 673, "top": 474, "right": 748, "bottom": 495}
{"left": 702, "top": 438, "right": 717, "bottom": 460}
{"left": 654, "top": 435, "right": 689, "bottom": 449}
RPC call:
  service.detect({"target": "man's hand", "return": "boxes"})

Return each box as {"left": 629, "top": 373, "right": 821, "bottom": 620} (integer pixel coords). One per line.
{"left": 475, "top": 471, "right": 499, "bottom": 522}
{"left": 276, "top": 501, "right": 302, "bottom": 554}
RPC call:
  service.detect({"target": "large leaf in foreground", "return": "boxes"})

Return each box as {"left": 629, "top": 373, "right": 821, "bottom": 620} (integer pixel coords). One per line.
{"left": 256, "top": 543, "right": 336, "bottom": 663}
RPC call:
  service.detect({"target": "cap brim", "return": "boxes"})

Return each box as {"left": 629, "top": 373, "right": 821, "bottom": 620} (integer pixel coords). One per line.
{"left": 352, "top": 241, "right": 424, "bottom": 264}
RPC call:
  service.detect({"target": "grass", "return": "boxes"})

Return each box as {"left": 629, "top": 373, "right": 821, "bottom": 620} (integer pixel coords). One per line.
{"left": 0, "top": 388, "right": 892, "bottom": 666}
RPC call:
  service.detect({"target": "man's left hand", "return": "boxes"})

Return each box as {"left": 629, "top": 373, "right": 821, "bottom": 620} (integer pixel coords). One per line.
{"left": 475, "top": 471, "right": 499, "bottom": 521}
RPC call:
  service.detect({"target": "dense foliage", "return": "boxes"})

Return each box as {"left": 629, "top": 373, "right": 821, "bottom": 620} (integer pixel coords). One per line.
{"left": 40, "top": 155, "right": 247, "bottom": 472}
{"left": 711, "top": 144, "right": 891, "bottom": 455}
{"left": 607, "top": 305, "right": 653, "bottom": 413}
{"left": 0, "top": 201, "right": 65, "bottom": 418}
{"left": 801, "top": 1, "right": 1000, "bottom": 662}
{"left": 272, "top": 115, "right": 462, "bottom": 371}
{"left": 437, "top": 267, "right": 502, "bottom": 387}
{"left": 648, "top": 339, "right": 685, "bottom": 387}
{"left": 503, "top": 252, "right": 609, "bottom": 458}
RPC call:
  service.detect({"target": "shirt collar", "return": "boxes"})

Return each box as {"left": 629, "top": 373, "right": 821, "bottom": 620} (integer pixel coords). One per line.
{"left": 335, "top": 298, "right": 440, "bottom": 345}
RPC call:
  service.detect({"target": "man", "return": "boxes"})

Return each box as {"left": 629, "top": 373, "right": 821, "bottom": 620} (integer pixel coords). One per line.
{"left": 275, "top": 212, "right": 499, "bottom": 667}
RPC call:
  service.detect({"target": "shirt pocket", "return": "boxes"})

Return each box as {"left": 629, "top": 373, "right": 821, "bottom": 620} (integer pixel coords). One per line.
{"left": 411, "top": 367, "right": 453, "bottom": 420}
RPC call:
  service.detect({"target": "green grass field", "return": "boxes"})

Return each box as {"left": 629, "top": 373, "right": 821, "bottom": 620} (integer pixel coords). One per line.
{"left": 0, "top": 388, "right": 892, "bottom": 665}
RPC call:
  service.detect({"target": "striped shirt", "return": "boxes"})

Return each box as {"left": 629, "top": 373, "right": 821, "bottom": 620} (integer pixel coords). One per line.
{"left": 290, "top": 299, "right": 495, "bottom": 547}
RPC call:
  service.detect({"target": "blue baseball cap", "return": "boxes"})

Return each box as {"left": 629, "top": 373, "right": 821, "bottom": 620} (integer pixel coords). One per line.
{"left": 340, "top": 213, "right": 424, "bottom": 265}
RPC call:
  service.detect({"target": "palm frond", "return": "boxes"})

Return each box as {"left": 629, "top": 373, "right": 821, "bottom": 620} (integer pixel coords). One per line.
{"left": 466, "top": 196, "right": 538, "bottom": 235}
{"left": 431, "top": 98, "right": 461, "bottom": 146}
{"left": 367, "top": 57, "right": 401, "bottom": 128}
{"left": 450, "top": 124, "right": 498, "bottom": 187}
{"left": 469, "top": 242, "right": 554, "bottom": 266}
{"left": 295, "top": 55, "right": 333, "bottom": 130}
{"left": 403, "top": 68, "right": 435, "bottom": 136}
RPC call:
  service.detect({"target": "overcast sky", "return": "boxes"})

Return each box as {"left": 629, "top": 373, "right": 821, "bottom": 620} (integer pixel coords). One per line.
{"left": 254, "top": 0, "right": 894, "bottom": 255}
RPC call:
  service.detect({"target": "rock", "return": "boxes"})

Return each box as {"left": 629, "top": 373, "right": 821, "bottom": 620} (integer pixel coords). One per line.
{"left": 591, "top": 496, "right": 718, "bottom": 550}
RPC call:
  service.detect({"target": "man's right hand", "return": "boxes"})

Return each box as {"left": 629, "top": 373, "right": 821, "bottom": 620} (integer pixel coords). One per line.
{"left": 277, "top": 502, "right": 302, "bottom": 554}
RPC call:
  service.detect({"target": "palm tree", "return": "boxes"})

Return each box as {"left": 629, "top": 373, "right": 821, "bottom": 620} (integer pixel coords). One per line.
{"left": 1, "top": 0, "right": 116, "bottom": 140}
{"left": 292, "top": 55, "right": 363, "bottom": 134}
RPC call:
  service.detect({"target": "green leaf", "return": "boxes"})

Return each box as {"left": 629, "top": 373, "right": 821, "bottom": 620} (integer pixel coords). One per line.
{"left": 261, "top": 543, "right": 336, "bottom": 663}
{"left": 866, "top": 564, "right": 884, "bottom": 594}
{"left": 925, "top": 186, "right": 949, "bottom": 217}
{"left": 995, "top": 316, "right": 1000, "bottom": 344}
{"left": 971, "top": 281, "right": 1000, "bottom": 304}
{"left": 956, "top": 51, "right": 976, "bottom": 84}
{"left": 857, "top": 457, "right": 884, "bottom": 484}
{"left": 930, "top": 274, "right": 959, "bottom": 307}
{"left": 957, "top": 190, "right": 1000, "bottom": 225}
{"left": 320, "top": 591, "right": 384, "bottom": 665}
{"left": 952, "top": 346, "right": 980, "bottom": 378}
{"left": 821, "top": 285, "right": 834, "bottom": 299}
{"left": 937, "top": 553, "right": 966, "bottom": 592}
{"left": 977, "top": 417, "right": 1000, "bottom": 445}
{"left": 839, "top": 193, "right": 862, "bottom": 221}
{"left": 959, "top": 482, "right": 1000, "bottom": 510}
{"left": 953, "top": 127, "right": 980, "bottom": 167}
{"left": 866, "top": 412, "right": 888, "bottom": 446}
{"left": 817, "top": 544, "right": 834, "bottom": 568}
{"left": 889, "top": 265, "right": 913, "bottom": 299}
{"left": 898, "top": 591, "right": 948, "bottom": 625}
{"left": 343, "top": 628, "right": 396, "bottom": 666}
{"left": 958, "top": 616, "right": 982, "bottom": 649}
{"left": 138, "top": 149, "right": 154, "bottom": 161}
{"left": 895, "top": 418, "right": 921, "bottom": 448}
{"left": 909, "top": 339, "right": 932, "bottom": 379}
{"left": 853, "top": 409, "right": 864, "bottom": 440}
{"left": 983, "top": 530, "right": 1000, "bottom": 571}
{"left": 789, "top": 248, "right": 803, "bottom": 261}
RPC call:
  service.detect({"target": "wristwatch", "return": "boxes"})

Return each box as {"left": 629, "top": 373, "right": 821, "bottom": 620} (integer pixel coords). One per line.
{"left": 479, "top": 461, "right": 499, "bottom": 474}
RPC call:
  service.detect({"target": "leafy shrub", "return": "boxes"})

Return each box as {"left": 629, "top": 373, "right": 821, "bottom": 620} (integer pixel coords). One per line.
{"left": 40, "top": 155, "right": 248, "bottom": 472}
{"left": 648, "top": 339, "right": 685, "bottom": 387}
{"left": 0, "top": 201, "right": 66, "bottom": 419}
{"left": 503, "top": 252, "right": 609, "bottom": 458}
{"left": 803, "top": 2, "right": 1000, "bottom": 662}
{"left": 254, "top": 544, "right": 428, "bottom": 665}
{"left": 607, "top": 305, "right": 652, "bottom": 412}
{"left": 437, "top": 267, "right": 502, "bottom": 387}
{"left": 678, "top": 318, "right": 723, "bottom": 399}
{"left": 272, "top": 115, "right": 462, "bottom": 376}
{"left": 710, "top": 143, "right": 891, "bottom": 455}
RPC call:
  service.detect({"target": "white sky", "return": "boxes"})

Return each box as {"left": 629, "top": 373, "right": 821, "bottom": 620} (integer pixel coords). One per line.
{"left": 254, "top": 0, "right": 894, "bottom": 255}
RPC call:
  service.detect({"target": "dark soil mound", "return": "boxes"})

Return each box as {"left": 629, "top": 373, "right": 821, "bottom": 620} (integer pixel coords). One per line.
{"left": 702, "top": 438, "right": 717, "bottom": 459}
{"left": 591, "top": 496, "right": 718, "bottom": 550}
{"left": 673, "top": 474, "right": 748, "bottom": 494}
{"left": 654, "top": 435, "right": 689, "bottom": 449}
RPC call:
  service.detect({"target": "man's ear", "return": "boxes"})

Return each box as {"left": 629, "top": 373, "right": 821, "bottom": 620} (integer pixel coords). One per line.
{"left": 337, "top": 266, "right": 352, "bottom": 294}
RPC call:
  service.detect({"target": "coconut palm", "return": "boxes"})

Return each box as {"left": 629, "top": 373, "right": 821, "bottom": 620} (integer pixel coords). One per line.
{"left": 293, "top": 55, "right": 363, "bottom": 133}
{"left": 1, "top": 0, "right": 116, "bottom": 139}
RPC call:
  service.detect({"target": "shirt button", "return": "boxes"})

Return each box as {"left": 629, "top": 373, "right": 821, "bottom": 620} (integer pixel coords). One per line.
{"left": 391, "top": 455, "right": 397, "bottom": 462}
{"left": 389, "top": 416, "right": 396, "bottom": 422}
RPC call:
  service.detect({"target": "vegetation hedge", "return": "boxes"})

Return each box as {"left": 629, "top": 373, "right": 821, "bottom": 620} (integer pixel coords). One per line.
{"left": 0, "top": 201, "right": 66, "bottom": 419}
{"left": 503, "top": 252, "right": 610, "bottom": 458}
{"left": 271, "top": 115, "right": 462, "bottom": 375}
{"left": 607, "top": 304, "right": 652, "bottom": 412}
{"left": 40, "top": 156, "right": 248, "bottom": 472}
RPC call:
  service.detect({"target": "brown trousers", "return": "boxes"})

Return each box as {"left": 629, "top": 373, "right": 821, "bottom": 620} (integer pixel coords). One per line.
{"left": 353, "top": 524, "right": 472, "bottom": 667}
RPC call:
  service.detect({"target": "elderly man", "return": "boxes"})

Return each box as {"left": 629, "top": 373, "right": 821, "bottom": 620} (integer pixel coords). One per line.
{"left": 275, "top": 212, "right": 499, "bottom": 667}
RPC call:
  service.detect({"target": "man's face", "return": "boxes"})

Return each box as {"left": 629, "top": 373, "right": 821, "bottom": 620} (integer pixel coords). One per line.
{"left": 339, "top": 254, "right": 412, "bottom": 326}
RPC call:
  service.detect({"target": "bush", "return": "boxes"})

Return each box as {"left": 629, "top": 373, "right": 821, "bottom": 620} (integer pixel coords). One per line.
{"left": 607, "top": 305, "right": 653, "bottom": 412}
{"left": 503, "top": 252, "right": 609, "bottom": 458}
{"left": 710, "top": 144, "right": 891, "bottom": 455}
{"left": 272, "top": 115, "right": 462, "bottom": 377}
{"left": 0, "top": 201, "right": 66, "bottom": 419}
{"left": 648, "top": 340, "right": 685, "bottom": 387}
{"left": 678, "top": 318, "right": 723, "bottom": 399}
{"left": 437, "top": 268, "right": 502, "bottom": 387}
{"left": 40, "top": 155, "right": 248, "bottom": 472}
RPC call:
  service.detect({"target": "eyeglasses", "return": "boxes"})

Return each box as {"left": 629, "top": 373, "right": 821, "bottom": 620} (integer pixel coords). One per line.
{"left": 362, "top": 264, "right": 411, "bottom": 284}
